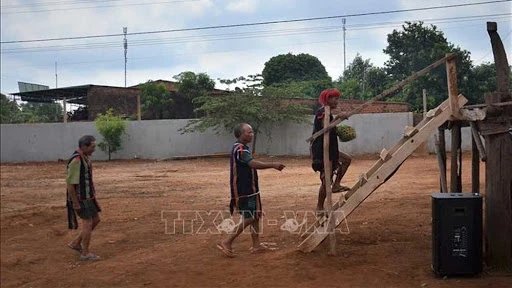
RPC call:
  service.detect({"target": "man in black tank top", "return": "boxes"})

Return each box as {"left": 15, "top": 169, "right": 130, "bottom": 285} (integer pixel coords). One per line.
{"left": 311, "top": 89, "right": 352, "bottom": 216}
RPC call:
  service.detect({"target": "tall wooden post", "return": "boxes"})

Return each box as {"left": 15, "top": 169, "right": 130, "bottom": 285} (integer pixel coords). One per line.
{"left": 483, "top": 22, "right": 512, "bottom": 269}
{"left": 323, "top": 106, "right": 336, "bottom": 255}
{"left": 446, "top": 54, "right": 462, "bottom": 192}
{"left": 437, "top": 127, "right": 447, "bottom": 193}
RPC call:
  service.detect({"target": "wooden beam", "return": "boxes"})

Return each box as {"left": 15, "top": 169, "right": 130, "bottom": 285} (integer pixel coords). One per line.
{"left": 446, "top": 54, "right": 461, "bottom": 119}
{"left": 426, "top": 107, "right": 442, "bottom": 118}
{"left": 379, "top": 148, "right": 392, "bottom": 162}
{"left": 470, "top": 121, "right": 487, "bottom": 162}
{"left": 307, "top": 54, "right": 454, "bottom": 142}
{"left": 298, "top": 95, "right": 468, "bottom": 252}
{"left": 404, "top": 126, "right": 418, "bottom": 138}
{"left": 322, "top": 106, "right": 336, "bottom": 255}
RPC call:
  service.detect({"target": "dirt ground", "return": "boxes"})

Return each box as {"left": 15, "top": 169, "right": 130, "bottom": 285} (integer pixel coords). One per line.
{"left": 1, "top": 153, "right": 510, "bottom": 288}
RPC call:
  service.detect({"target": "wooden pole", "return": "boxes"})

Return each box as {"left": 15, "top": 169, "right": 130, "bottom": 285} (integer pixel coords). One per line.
{"left": 470, "top": 121, "right": 487, "bottom": 161}
{"left": 323, "top": 106, "right": 336, "bottom": 255}
{"left": 423, "top": 89, "right": 427, "bottom": 118}
{"left": 450, "top": 123, "right": 462, "bottom": 192}
{"left": 446, "top": 55, "right": 461, "bottom": 119}
{"left": 436, "top": 128, "right": 448, "bottom": 193}
{"left": 437, "top": 127, "right": 448, "bottom": 193}
{"left": 63, "top": 97, "right": 67, "bottom": 123}
{"left": 471, "top": 132, "right": 480, "bottom": 194}
{"left": 308, "top": 54, "right": 454, "bottom": 142}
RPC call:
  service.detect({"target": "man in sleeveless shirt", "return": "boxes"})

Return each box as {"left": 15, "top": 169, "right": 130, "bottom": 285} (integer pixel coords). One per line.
{"left": 311, "top": 89, "right": 352, "bottom": 216}
{"left": 217, "top": 123, "right": 285, "bottom": 257}
{"left": 66, "top": 135, "right": 102, "bottom": 261}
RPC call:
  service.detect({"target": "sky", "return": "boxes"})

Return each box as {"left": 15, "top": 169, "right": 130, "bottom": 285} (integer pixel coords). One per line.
{"left": 1, "top": 0, "right": 511, "bottom": 97}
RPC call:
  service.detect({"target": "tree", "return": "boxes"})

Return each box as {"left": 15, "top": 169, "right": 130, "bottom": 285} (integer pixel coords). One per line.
{"left": 174, "top": 71, "right": 216, "bottom": 118}
{"left": 0, "top": 93, "right": 20, "bottom": 124}
{"left": 335, "top": 54, "right": 392, "bottom": 100}
{"left": 465, "top": 62, "right": 510, "bottom": 104}
{"left": 262, "top": 53, "right": 331, "bottom": 86}
{"left": 383, "top": 22, "right": 472, "bottom": 111}
{"left": 140, "top": 80, "right": 173, "bottom": 119}
{"left": 180, "top": 75, "right": 310, "bottom": 153}
{"left": 94, "top": 108, "right": 128, "bottom": 160}
{"left": 173, "top": 71, "right": 215, "bottom": 99}
{"left": 19, "top": 102, "right": 63, "bottom": 123}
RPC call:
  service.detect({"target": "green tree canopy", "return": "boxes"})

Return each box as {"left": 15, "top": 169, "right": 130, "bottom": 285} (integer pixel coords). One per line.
{"left": 0, "top": 93, "right": 21, "bottom": 124}
{"left": 140, "top": 80, "right": 173, "bottom": 119}
{"left": 262, "top": 53, "right": 331, "bottom": 86}
{"left": 335, "top": 54, "right": 392, "bottom": 100}
{"left": 383, "top": 21, "right": 472, "bottom": 111}
{"left": 180, "top": 75, "right": 310, "bottom": 153}
{"left": 173, "top": 71, "right": 216, "bottom": 99}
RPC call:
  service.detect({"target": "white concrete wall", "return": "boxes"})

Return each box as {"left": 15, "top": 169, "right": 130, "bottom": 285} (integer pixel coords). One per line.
{"left": 1, "top": 112, "right": 472, "bottom": 163}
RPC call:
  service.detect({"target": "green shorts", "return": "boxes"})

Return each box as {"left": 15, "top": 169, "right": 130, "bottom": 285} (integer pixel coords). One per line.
{"left": 238, "top": 196, "right": 259, "bottom": 219}
{"left": 77, "top": 199, "right": 100, "bottom": 220}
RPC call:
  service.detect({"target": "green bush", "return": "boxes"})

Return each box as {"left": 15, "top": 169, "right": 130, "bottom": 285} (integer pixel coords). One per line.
{"left": 94, "top": 109, "right": 128, "bottom": 160}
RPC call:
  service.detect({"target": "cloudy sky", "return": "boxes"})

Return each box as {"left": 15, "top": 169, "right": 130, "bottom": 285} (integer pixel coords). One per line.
{"left": 1, "top": 0, "right": 511, "bottom": 96}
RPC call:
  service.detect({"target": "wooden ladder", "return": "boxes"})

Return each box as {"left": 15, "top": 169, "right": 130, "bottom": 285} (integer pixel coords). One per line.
{"left": 297, "top": 94, "right": 468, "bottom": 252}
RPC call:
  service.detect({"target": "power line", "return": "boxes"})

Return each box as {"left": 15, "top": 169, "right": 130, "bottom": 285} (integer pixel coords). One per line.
{"left": 1, "top": 0, "right": 200, "bottom": 14}
{"left": 1, "top": 0, "right": 510, "bottom": 44}
{"left": 2, "top": 13, "right": 509, "bottom": 54}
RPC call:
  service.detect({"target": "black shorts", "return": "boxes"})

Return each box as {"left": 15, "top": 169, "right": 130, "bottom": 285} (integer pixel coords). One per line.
{"left": 311, "top": 159, "right": 340, "bottom": 173}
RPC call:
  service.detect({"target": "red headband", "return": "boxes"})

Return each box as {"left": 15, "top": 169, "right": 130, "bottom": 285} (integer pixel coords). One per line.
{"left": 318, "top": 89, "right": 341, "bottom": 106}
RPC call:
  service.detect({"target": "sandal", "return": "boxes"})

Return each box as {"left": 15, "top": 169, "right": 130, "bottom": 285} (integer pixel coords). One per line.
{"left": 80, "top": 253, "right": 101, "bottom": 261}
{"left": 67, "top": 243, "right": 83, "bottom": 253}
{"left": 217, "top": 243, "right": 235, "bottom": 258}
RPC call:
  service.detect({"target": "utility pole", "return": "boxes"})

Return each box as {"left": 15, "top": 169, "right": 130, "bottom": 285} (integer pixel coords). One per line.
{"left": 55, "top": 61, "right": 58, "bottom": 88}
{"left": 124, "top": 27, "right": 128, "bottom": 87}
{"left": 342, "top": 18, "right": 346, "bottom": 72}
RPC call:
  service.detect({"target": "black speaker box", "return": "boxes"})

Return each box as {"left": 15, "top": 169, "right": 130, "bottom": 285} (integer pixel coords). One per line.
{"left": 431, "top": 192, "right": 483, "bottom": 276}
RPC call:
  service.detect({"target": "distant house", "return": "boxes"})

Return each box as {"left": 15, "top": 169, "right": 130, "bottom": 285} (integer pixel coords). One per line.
{"left": 11, "top": 84, "right": 140, "bottom": 121}
{"left": 11, "top": 80, "right": 409, "bottom": 122}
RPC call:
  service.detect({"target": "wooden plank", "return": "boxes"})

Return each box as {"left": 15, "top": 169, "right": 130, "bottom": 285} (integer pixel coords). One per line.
{"left": 469, "top": 122, "right": 487, "bottom": 161}
{"left": 379, "top": 148, "right": 391, "bottom": 161}
{"left": 298, "top": 95, "right": 468, "bottom": 252}
{"left": 322, "top": 106, "right": 336, "bottom": 255}
{"left": 426, "top": 107, "right": 442, "bottom": 118}
{"left": 450, "top": 122, "right": 462, "bottom": 192}
{"left": 404, "top": 126, "right": 418, "bottom": 138}
{"left": 307, "top": 54, "right": 454, "bottom": 142}
{"left": 446, "top": 54, "right": 461, "bottom": 118}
